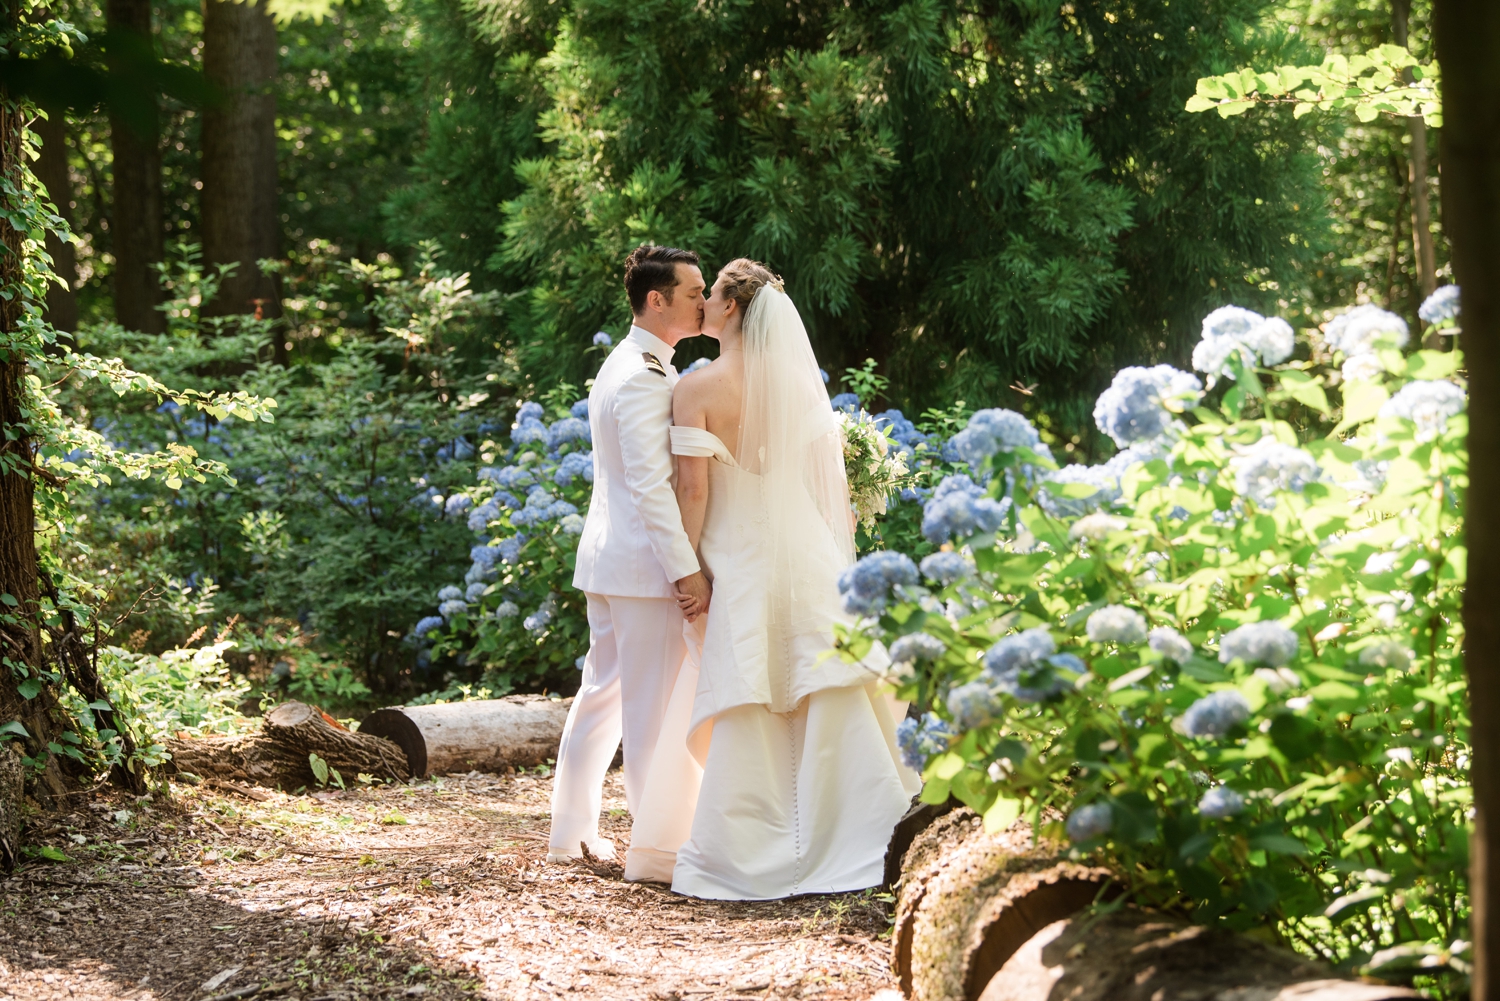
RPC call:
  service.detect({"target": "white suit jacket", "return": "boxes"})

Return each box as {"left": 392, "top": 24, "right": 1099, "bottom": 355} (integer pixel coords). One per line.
{"left": 572, "top": 326, "right": 701, "bottom": 598}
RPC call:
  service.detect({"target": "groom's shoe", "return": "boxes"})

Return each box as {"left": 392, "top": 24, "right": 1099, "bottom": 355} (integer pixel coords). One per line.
{"left": 546, "top": 839, "right": 617, "bottom": 864}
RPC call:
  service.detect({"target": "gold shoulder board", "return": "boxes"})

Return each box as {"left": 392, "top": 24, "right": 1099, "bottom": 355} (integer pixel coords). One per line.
{"left": 642, "top": 352, "right": 667, "bottom": 378}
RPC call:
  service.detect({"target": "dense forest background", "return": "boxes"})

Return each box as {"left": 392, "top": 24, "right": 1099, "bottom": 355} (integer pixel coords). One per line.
{"left": 38, "top": 0, "right": 1446, "bottom": 705}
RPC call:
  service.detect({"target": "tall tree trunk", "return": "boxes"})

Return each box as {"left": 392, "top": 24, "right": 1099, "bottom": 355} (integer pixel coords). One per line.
{"left": 106, "top": 0, "right": 165, "bottom": 334}
{"left": 1432, "top": 2, "right": 1500, "bottom": 998}
{"left": 32, "top": 111, "right": 76, "bottom": 333}
{"left": 1392, "top": 0, "right": 1440, "bottom": 339}
{"left": 200, "top": 0, "right": 281, "bottom": 327}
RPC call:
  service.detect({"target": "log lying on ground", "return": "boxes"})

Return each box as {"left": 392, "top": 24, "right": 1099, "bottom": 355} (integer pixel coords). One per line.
{"left": 166, "top": 701, "right": 410, "bottom": 789}
{"left": 356, "top": 695, "right": 572, "bottom": 778}
{"left": 892, "top": 807, "right": 1114, "bottom": 1001}
{"left": 978, "top": 908, "right": 1418, "bottom": 1001}
{"left": 883, "top": 795, "right": 960, "bottom": 889}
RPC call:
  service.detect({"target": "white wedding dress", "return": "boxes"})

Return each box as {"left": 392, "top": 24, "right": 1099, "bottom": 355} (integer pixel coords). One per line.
{"left": 622, "top": 286, "right": 917, "bottom": 900}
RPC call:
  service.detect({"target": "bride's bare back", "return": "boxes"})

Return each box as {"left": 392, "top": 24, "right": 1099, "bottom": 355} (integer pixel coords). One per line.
{"left": 674, "top": 354, "right": 742, "bottom": 459}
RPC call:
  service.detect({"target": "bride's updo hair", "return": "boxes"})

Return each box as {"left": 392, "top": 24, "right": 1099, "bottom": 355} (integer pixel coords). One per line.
{"left": 718, "top": 258, "right": 782, "bottom": 312}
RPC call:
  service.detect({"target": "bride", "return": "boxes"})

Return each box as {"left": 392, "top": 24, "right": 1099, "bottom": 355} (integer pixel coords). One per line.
{"left": 622, "top": 258, "right": 916, "bottom": 900}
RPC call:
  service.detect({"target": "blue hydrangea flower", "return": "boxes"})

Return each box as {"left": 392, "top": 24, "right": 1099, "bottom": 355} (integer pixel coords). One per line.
{"left": 1199, "top": 786, "right": 1246, "bottom": 819}
{"left": 1419, "top": 285, "right": 1461, "bottom": 326}
{"left": 524, "top": 594, "right": 558, "bottom": 634}
{"left": 444, "top": 494, "right": 474, "bottom": 517}
{"left": 1324, "top": 304, "right": 1410, "bottom": 357}
{"left": 1066, "top": 802, "right": 1113, "bottom": 843}
{"left": 438, "top": 598, "right": 468, "bottom": 620}
{"left": 837, "top": 550, "right": 919, "bottom": 616}
{"left": 1086, "top": 605, "right": 1147, "bottom": 644}
{"left": 575, "top": 655, "right": 587, "bottom": 670}
{"left": 513, "top": 418, "right": 548, "bottom": 446}
{"left": 467, "top": 500, "right": 500, "bottom": 533}
{"left": 1181, "top": 690, "right": 1252, "bottom": 738}
{"left": 984, "top": 629, "right": 1074, "bottom": 702}
{"left": 545, "top": 500, "right": 578, "bottom": 520}
{"left": 919, "top": 551, "right": 973, "bottom": 586}
{"left": 948, "top": 409, "right": 1039, "bottom": 464}
{"left": 873, "top": 409, "right": 928, "bottom": 448}
{"left": 491, "top": 465, "right": 535, "bottom": 489}
{"left": 1092, "top": 366, "right": 1203, "bottom": 448}
{"left": 1379, "top": 380, "right": 1466, "bottom": 440}
{"left": 465, "top": 582, "right": 488, "bottom": 601}
{"left": 830, "top": 393, "right": 860, "bottom": 414}
{"left": 547, "top": 417, "right": 591, "bottom": 449}
{"left": 471, "top": 544, "right": 501, "bottom": 567}
{"left": 1358, "top": 639, "right": 1413, "bottom": 672}
{"left": 516, "top": 402, "right": 544, "bottom": 423}
{"left": 1148, "top": 626, "right": 1194, "bottom": 663}
{"left": 947, "top": 681, "right": 1003, "bottom": 730}
{"left": 1036, "top": 463, "right": 1121, "bottom": 519}
{"left": 554, "top": 451, "right": 595, "bottom": 486}
{"left": 1219, "top": 621, "right": 1299, "bottom": 666}
{"left": 437, "top": 585, "right": 464, "bottom": 602}
{"left": 1232, "top": 437, "right": 1321, "bottom": 509}
{"left": 560, "top": 513, "right": 585, "bottom": 534}
{"left": 412, "top": 615, "right": 444, "bottom": 639}
{"left": 984, "top": 627, "right": 1055, "bottom": 675}
{"left": 464, "top": 562, "right": 495, "bottom": 585}
{"left": 570, "top": 398, "right": 590, "bottom": 419}
{"left": 896, "top": 712, "right": 954, "bottom": 771}
{"left": 1192, "top": 306, "right": 1296, "bottom": 376}
{"left": 496, "top": 537, "right": 524, "bottom": 563}
{"left": 899, "top": 485, "right": 932, "bottom": 504}
{"left": 819, "top": 368, "right": 830, "bottom": 384}
{"left": 889, "top": 632, "right": 948, "bottom": 665}
{"left": 921, "top": 474, "right": 1011, "bottom": 544}
{"left": 593, "top": 331, "right": 612, "bottom": 347}
{"left": 686, "top": 357, "right": 713, "bottom": 373}
{"left": 496, "top": 601, "right": 520, "bottom": 619}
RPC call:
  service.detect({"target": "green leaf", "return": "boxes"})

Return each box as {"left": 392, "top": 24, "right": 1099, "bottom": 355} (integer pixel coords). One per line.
{"left": 0, "top": 593, "right": 17, "bottom": 607}
{"left": 309, "top": 752, "right": 330, "bottom": 786}
{"left": 930, "top": 752, "right": 965, "bottom": 781}
{"left": 17, "top": 676, "right": 41, "bottom": 700}
{"left": 1339, "top": 381, "right": 1390, "bottom": 428}
{"left": 0, "top": 720, "right": 28, "bottom": 740}
{"left": 984, "top": 795, "right": 1022, "bottom": 833}
{"left": 1248, "top": 833, "right": 1308, "bottom": 856}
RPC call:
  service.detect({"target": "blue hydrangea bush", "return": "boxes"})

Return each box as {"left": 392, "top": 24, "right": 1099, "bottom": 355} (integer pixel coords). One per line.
{"left": 412, "top": 397, "right": 596, "bottom": 692}
{"left": 841, "top": 292, "right": 1469, "bottom": 987}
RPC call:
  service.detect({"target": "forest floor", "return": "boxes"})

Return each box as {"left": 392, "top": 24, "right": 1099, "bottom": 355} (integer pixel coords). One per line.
{"left": 0, "top": 768, "right": 902, "bottom": 1001}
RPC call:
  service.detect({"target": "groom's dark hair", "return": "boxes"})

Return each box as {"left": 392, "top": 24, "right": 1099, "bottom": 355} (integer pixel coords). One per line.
{"left": 624, "top": 244, "right": 700, "bottom": 315}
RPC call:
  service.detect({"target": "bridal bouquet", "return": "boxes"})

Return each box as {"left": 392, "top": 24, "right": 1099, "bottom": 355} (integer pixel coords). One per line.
{"left": 837, "top": 409, "right": 910, "bottom": 530}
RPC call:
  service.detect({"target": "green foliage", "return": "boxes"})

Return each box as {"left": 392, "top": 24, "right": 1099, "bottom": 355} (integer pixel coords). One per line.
{"left": 1187, "top": 43, "right": 1441, "bottom": 124}
{"left": 851, "top": 313, "right": 1467, "bottom": 988}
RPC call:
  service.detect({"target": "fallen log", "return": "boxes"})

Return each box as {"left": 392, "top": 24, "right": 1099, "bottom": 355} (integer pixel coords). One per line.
{"left": 166, "top": 701, "right": 410, "bottom": 789}
{"left": 356, "top": 695, "right": 572, "bottom": 778}
{"left": 892, "top": 807, "right": 1114, "bottom": 1001}
{"left": 883, "top": 794, "right": 960, "bottom": 889}
{"left": 977, "top": 908, "right": 1418, "bottom": 1001}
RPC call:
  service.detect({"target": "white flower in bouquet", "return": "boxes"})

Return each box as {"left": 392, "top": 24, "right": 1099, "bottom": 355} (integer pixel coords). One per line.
{"left": 837, "top": 409, "right": 910, "bottom": 530}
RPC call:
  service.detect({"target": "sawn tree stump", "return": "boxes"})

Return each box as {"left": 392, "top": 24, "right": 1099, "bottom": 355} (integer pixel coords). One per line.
{"left": 891, "top": 807, "right": 1114, "bottom": 1001}
{"left": 166, "top": 701, "right": 410, "bottom": 789}
{"left": 356, "top": 695, "right": 572, "bottom": 777}
{"left": 978, "top": 908, "right": 1419, "bottom": 1001}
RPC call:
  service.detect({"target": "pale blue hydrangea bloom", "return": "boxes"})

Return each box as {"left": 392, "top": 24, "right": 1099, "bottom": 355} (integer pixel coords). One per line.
{"left": 1036, "top": 462, "right": 1120, "bottom": 519}
{"left": 874, "top": 409, "right": 928, "bottom": 448}
{"left": 1379, "top": 380, "right": 1466, "bottom": 440}
{"left": 830, "top": 393, "right": 860, "bottom": 413}
{"left": 575, "top": 655, "right": 587, "bottom": 670}
{"left": 984, "top": 627, "right": 1055, "bottom": 675}
{"left": 1092, "top": 365, "right": 1203, "bottom": 447}
{"left": 1192, "top": 306, "right": 1296, "bottom": 376}
{"left": 444, "top": 494, "right": 473, "bottom": 517}
{"left": 985, "top": 630, "right": 1074, "bottom": 702}
{"left": 513, "top": 419, "right": 549, "bottom": 446}
{"left": 464, "top": 563, "right": 494, "bottom": 585}
{"left": 947, "top": 681, "right": 1003, "bottom": 730}
{"left": 524, "top": 594, "right": 558, "bottom": 634}
{"left": 1232, "top": 437, "right": 1321, "bottom": 509}
{"left": 1419, "top": 285, "right": 1461, "bottom": 326}
{"left": 1148, "top": 626, "right": 1194, "bottom": 663}
{"left": 547, "top": 417, "right": 591, "bottom": 449}
{"left": 1324, "top": 304, "right": 1409, "bottom": 357}
{"left": 437, "top": 585, "right": 464, "bottom": 602}
{"left": 496, "top": 537, "right": 524, "bottom": 563}
{"left": 1066, "top": 802, "right": 1113, "bottom": 842}
{"left": 1219, "top": 621, "right": 1299, "bottom": 666}
{"left": 412, "top": 615, "right": 444, "bottom": 639}
{"left": 949, "top": 408, "right": 1040, "bottom": 464}
{"left": 686, "top": 357, "right": 713, "bottom": 373}
{"left": 919, "top": 551, "right": 974, "bottom": 586}
{"left": 889, "top": 632, "right": 948, "bottom": 664}
{"left": 495, "top": 601, "right": 520, "bottom": 619}
{"left": 1358, "top": 639, "right": 1413, "bottom": 672}
{"left": 837, "top": 550, "right": 920, "bottom": 616}
{"left": 593, "top": 331, "right": 612, "bottom": 347}
{"left": 471, "top": 544, "right": 501, "bottom": 567}
{"left": 554, "top": 451, "right": 594, "bottom": 486}
{"left": 560, "top": 513, "right": 586, "bottom": 534}
{"left": 1086, "top": 605, "right": 1147, "bottom": 644}
{"left": 570, "top": 398, "right": 590, "bottom": 419}
{"left": 1181, "top": 690, "right": 1252, "bottom": 737}
{"left": 922, "top": 474, "right": 1011, "bottom": 544}
{"left": 438, "top": 599, "right": 468, "bottom": 620}
{"left": 516, "top": 402, "right": 544, "bottom": 423}
{"left": 465, "top": 582, "right": 488, "bottom": 601}
{"left": 896, "top": 712, "right": 954, "bottom": 771}
{"left": 467, "top": 500, "right": 500, "bottom": 533}
{"left": 819, "top": 368, "right": 830, "bottom": 384}
{"left": 1341, "top": 352, "right": 1386, "bottom": 383}
{"left": 490, "top": 465, "right": 535, "bottom": 489}
{"left": 1199, "top": 786, "right": 1246, "bottom": 819}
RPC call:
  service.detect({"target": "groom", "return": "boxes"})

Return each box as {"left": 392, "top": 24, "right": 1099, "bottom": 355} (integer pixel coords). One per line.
{"left": 547, "top": 244, "right": 712, "bottom": 863}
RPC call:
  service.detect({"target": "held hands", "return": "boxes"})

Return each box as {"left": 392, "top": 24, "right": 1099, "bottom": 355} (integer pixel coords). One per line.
{"left": 674, "top": 571, "right": 712, "bottom": 622}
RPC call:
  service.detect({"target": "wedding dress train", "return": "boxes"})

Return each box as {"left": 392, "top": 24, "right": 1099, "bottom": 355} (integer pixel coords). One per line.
{"left": 624, "top": 418, "right": 915, "bottom": 900}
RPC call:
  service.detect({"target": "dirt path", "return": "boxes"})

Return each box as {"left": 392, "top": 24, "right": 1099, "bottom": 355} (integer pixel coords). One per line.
{"left": 0, "top": 769, "right": 902, "bottom": 1001}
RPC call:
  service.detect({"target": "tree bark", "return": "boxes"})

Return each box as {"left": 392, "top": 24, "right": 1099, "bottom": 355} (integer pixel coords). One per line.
{"left": 356, "top": 696, "right": 573, "bottom": 778}
{"left": 0, "top": 744, "right": 20, "bottom": 872}
{"left": 32, "top": 111, "right": 76, "bottom": 333}
{"left": 105, "top": 0, "right": 164, "bottom": 334}
{"left": 1392, "top": 0, "right": 1439, "bottom": 344}
{"left": 200, "top": 0, "right": 281, "bottom": 324}
{"left": 1432, "top": 3, "right": 1500, "bottom": 999}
